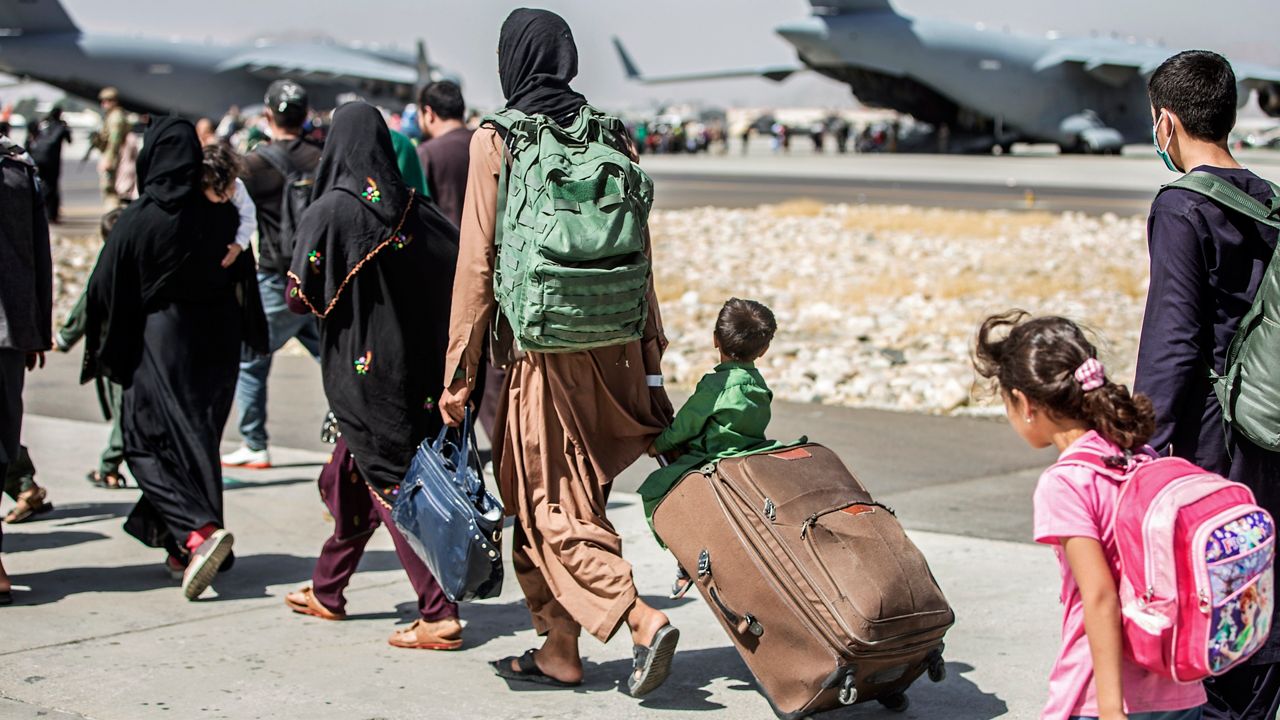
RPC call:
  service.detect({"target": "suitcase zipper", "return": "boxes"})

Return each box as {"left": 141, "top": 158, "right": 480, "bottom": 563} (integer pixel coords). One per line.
{"left": 800, "top": 502, "right": 897, "bottom": 539}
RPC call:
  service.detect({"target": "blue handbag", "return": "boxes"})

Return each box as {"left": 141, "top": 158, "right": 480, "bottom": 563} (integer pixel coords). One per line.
{"left": 392, "top": 407, "right": 504, "bottom": 602}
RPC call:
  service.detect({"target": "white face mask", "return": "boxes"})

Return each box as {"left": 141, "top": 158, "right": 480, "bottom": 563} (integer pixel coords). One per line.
{"left": 1152, "top": 110, "right": 1179, "bottom": 173}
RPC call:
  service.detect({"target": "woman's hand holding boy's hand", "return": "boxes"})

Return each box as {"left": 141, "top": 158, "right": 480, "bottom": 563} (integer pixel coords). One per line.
{"left": 646, "top": 440, "right": 660, "bottom": 458}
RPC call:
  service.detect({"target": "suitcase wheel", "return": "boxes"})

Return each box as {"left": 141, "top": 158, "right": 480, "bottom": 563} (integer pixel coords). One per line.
{"left": 928, "top": 657, "right": 946, "bottom": 683}
{"left": 878, "top": 693, "right": 909, "bottom": 713}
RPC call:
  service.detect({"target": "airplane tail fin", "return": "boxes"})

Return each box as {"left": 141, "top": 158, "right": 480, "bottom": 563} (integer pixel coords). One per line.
{"left": 0, "top": 0, "right": 79, "bottom": 35}
{"left": 611, "top": 37, "right": 643, "bottom": 81}
{"left": 415, "top": 39, "right": 433, "bottom": 85}
{"left": 809, "top": 0, "right": 894, "bottom": 13}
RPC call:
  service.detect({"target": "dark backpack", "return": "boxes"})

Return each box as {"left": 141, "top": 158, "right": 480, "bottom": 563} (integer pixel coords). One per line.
{"left": 255, "top": 143, "right": 316, "bottom": 261}
{"left": 1161, "top": 171, "right": 1280, "bottom": 450}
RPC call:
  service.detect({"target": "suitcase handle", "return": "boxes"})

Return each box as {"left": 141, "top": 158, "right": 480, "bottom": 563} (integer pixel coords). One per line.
{"left": 699, "top": 549, "right": 764, "bottom": 638}
{"left": 708, "top": 586, "right": 764, "bottom": 637}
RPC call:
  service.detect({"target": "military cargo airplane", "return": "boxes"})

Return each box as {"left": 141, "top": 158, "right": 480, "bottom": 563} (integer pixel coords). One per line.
{"left": 0, "top": 0, "right": 450, "bottom": 119}
{"left": 615, "top": 0, "right": 1280, "bottom": 153}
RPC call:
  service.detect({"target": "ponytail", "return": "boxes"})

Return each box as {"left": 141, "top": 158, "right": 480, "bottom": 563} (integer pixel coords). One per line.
{"left": 1080, "top": 382, "right": 1156, "bottom": 452}
{"left": 972, "top": 311, "right": 1156, "bottom": 451}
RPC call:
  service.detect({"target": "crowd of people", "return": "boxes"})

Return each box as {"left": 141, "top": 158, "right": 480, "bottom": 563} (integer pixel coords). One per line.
{"left": 0, "top": 8, "right": 1277, "bottom": 718}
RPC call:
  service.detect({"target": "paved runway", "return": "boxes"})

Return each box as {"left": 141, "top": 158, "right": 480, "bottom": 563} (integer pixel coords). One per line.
{"left": 59, "top": 145, "right": 1280, "bottom": 216}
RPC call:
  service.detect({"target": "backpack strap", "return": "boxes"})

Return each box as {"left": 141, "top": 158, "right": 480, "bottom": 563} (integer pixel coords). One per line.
{"left": 1056, "top": 447, "right": 1155, "bottom": 481}
{"left": 1163, "top": 171, "right": 1280, "bottom": 426}
{"left": 1162, "top": 171, "right": 1280, "bottom": 231}
{"left": 255, "top": 142, "right": 299, "bottom": 181}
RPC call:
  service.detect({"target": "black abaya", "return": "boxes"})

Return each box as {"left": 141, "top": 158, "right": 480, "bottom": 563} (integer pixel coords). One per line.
{"left": 288, "top": 102, "right": 458, "bottom": 496}
{"left": 82, "top": 118, "right": 265, "bottom": 556}
{"left": 122, "top": 297, "right": 241, "bottom": 554}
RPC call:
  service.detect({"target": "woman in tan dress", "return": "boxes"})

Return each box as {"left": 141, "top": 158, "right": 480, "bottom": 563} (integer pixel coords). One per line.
{"left": 439, "top": 8, "right": 679, "bottom": 697}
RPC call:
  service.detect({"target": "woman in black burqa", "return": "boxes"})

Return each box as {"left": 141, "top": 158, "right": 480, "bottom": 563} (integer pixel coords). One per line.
{"left": 82, "top": 117, "right": 267, "bottom": 601}
{"left": 282, "top": 102, "right": 464, "bottom": 650}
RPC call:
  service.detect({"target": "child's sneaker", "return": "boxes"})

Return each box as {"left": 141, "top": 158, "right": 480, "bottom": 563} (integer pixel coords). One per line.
{"left": 220, "top": 445, "right": 271, "bottom": 469}
{"left": 182, "top": 529, "right": 233, "bottom": 600}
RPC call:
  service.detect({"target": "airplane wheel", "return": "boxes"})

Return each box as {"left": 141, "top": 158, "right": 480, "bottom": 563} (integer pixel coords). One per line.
{"left": 879, "top": 693, "right": 910, "bottom": 713}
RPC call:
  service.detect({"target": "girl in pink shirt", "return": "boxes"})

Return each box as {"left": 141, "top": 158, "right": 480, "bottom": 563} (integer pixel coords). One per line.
{"left": 973, "top": 312, "right": 1205, "bottom": 720}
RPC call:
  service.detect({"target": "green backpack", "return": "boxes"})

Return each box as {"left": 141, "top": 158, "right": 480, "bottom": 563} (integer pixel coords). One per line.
{"left": 1163, "top": 171, "right": 1280, "bottom": 450}
{"left": 483, "top": 105, "right": 654, "bottom": 353}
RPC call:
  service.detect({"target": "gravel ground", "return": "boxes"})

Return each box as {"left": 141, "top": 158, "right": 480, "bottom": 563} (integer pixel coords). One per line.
{"left": 649, "top": 202, "right": 1150, "bottom": 415}
{"left": 50, "top": 202, "right": 1151, "bottom": 415}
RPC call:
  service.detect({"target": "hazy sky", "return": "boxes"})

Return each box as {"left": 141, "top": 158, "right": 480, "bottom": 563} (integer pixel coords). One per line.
{"left": 48, "top": 0, "right": 1280, "bottom": 110}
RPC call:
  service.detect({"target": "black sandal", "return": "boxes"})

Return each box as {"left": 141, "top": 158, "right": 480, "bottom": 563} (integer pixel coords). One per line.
{"left": 628, "top": 624, "right": 680, "bottom": 697}
{"left": 492, "top": 649, "right": 582, "bottom": 688}
{"left": 670, "top": 566, "right": 693, "bottom": 600}
{"left": 0, "top": 589, "right": 12, "bottom": 606}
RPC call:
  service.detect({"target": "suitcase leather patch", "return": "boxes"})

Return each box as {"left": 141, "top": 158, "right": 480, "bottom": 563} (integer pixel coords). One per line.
{"left": 771, "top": 448, "right": 812, "bottom": 461}
{"left": 842, "top": 505, "right": 874, "bottom": 516}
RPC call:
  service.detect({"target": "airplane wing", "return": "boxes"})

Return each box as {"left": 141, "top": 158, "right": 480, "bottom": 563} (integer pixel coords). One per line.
{"left": 216, "top": 44, "right": 417, "bottom": 85}
{"left": 1234, "top": 61, "right": 1280, "bottom": 87}
{"left": 612, "top": 37, "right": 801, "bottom": 85}
{"left": 1036, "top": 50, "right": 1280, "bottom": 89}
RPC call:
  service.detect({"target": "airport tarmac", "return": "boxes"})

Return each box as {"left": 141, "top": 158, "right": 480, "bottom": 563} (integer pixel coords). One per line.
{"left": 53, "top": 142, "right": 1280, "bottom": 217}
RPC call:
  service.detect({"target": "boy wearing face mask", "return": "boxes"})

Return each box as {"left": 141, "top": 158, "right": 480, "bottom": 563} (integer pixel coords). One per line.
{"left": 1134, "top": 49, "right": 1280, "bottom": 720}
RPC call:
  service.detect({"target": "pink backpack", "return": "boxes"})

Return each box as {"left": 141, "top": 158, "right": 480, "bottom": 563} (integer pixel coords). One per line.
{"left": 1059, "top": 450, "right": 1276, "bottom": 682}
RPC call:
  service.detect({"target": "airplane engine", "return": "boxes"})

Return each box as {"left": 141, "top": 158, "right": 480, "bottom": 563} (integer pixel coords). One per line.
{"left": 1259, "top": 83, "right": 1280, "bottom": 118}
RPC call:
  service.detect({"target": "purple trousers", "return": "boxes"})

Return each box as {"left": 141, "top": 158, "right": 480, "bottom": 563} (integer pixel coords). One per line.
{"left": 310, "top": 437, "right": 457, "bottom": 622}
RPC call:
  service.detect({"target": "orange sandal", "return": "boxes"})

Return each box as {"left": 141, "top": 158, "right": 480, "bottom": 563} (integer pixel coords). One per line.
{"left": 284, "top": 586, "right": 346, "bottom": 621}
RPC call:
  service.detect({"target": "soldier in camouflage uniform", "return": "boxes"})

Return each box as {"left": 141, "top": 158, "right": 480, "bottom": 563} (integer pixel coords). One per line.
{"left": 92, "top": 87, "right": 129, "bottom": 208}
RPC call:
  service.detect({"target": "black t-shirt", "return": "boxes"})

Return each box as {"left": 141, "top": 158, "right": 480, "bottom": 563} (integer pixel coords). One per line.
{"left": 243, "top": 137, "right": 323, "bottom": 275}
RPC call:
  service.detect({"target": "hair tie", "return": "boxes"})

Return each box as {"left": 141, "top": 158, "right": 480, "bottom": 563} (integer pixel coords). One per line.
{"left": 1074, "top": 358, "right": 1106, "bottom": 392}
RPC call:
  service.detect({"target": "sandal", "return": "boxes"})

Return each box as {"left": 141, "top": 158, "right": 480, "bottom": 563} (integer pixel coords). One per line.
{"left": 670, "top": 566, "right": 693, "bottom": 600}
{"left": 628, "top": 624, "right": 680, "bottom": 698}
{"left": 492, "top": 649, "right": 582, "bottom": 688}
{"left": 86, "top": 470, "right": 127, "bottom": 489}
{"left": 0, "top": 589, "right": 11, "bottom": 606}
{"left": 4, "top": 487, "right": 53, "bottom": 524}
{"left": 285, "top": 586, "right": 346, "bottom": 621}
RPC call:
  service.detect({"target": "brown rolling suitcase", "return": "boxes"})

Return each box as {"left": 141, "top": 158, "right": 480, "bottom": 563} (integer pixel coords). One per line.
{"left": 652, "top": 444, "right": 953, "bottom": 718}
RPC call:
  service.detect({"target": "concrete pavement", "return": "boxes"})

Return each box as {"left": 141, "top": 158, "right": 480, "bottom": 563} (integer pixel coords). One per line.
{"left": 6, "top": 350, "right": 1065, "bottom": 719}
{"left": 1, "top": 413, "right": 1059, "bottom": 720}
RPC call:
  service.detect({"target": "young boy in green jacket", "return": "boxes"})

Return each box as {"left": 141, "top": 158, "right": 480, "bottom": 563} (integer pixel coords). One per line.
{"left": 641, "top": 298, "right": 779, "bottom": 544}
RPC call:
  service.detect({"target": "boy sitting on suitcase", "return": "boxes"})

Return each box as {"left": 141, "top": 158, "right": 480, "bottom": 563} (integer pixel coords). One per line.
{"left": 642, "top": 298, "right": 780, "bottom": 565}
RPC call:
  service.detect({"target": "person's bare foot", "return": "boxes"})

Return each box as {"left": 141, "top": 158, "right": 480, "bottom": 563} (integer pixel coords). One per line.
{"left": 512, "top": 632, "right": 583, "bottom": 685}
{"left": 627, "top": 599, "right": 670, "bottom": 647}
{"left": 0, "top": 556, "right": 12, "bottom": 595}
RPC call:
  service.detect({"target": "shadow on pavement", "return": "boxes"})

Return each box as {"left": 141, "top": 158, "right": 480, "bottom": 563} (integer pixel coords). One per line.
{"left": 2, "top": 529, "right": 109, "bottom": 554}
{"left": 14, "top": 561, "right": 189, "bottom": 604}
{"left": 40, "top": 500, "right": 137, "bottom": 527}
{"left": 209, "top": 551, "right": 401, "bottom": 601}
{"left": 400, "top": 598, "right": 530, "bottom": 651}
{"left": 594, "top": 654, "right": 1008, "bottom": 719}
{"left": 222, "top": 476, "right": 317, "bottom": 491}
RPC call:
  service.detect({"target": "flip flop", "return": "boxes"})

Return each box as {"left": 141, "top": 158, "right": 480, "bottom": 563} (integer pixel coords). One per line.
{"left": 670, "top": 566, "right": 693, "bottom": 600}
{"left": 628, "top": 624, "right": 680, "bottom": 697}
{"left": 491, "top": 649, "right": 582, "bottom": 688}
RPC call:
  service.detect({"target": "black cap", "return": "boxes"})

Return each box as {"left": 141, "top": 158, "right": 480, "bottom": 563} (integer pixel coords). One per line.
{"left": 264, "top": 79, "right": 308, "bottom": 114}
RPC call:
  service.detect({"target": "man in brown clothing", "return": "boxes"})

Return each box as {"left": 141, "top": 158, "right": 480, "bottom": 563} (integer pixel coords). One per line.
{"left": 440, "top": 9, "right": 679, "bottom": 698}
{"left": 416, "top": 81, "right": 473, "bottom": 227}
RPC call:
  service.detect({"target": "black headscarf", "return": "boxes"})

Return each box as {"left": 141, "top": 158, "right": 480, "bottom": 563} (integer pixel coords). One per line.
{"left": 287, "top": 101, "right": 459, "bottom": 492}
{"left": 498, "top": 8, "right": 588, "bottom": 126}
{"left": 82, "top": 117, "right": 265, "bottom": 385}
{"left": 290, "top": 102, "right": 413, "bottom": 316}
